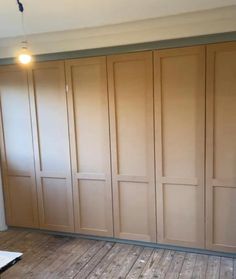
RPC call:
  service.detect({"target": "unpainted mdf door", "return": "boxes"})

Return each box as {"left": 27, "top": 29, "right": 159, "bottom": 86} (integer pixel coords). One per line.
{"left": 66, "top": 57, "right": 113, "bottom": 237}
{"left": 28, "top": 61, "right": 74, "bottom": 232}
{"left": 0, "top": 65, "right": 39, "bottom": 228}
{"left": 107, "top": 52, "right": 156, "bottom": 242}
{"left": 154, "top": 46, "right": 205, "bottom": 248}
{"left": 206, "top": 42, "right": 236, "bottom": 253}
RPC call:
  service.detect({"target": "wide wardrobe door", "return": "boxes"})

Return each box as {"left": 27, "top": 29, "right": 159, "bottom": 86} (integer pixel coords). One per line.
{"left": 28, "top": 61, "right": 74, "bottom": 232}
{"left": 154, "top": 46, "right": 205, "bottom": 248}
{"left": 0, "top": 65, "right": 38, "bottom": 228}
{"left": 107, "top": 52, "right": 156, "bottom": 242}
{"left": 206, "top": 42, "right": 236, "bottom": 253}
{"left": 65, "top": 57, "right": 113, "bottom": 236}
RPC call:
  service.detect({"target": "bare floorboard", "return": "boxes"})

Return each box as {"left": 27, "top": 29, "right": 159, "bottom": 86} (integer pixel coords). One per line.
{"left": 0, "top": 229, "right": 235, "bottom": 279}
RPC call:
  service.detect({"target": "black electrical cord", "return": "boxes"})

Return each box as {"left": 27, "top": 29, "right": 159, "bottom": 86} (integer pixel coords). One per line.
{"left": 17, "top": 0, "right": 24, "bottom": 13}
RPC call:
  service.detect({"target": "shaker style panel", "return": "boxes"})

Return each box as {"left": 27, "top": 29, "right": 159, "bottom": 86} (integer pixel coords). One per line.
{"left": 0, "top": 65, "right": 39, "bottom": 228}
{"left": 154, "top": 46, "right": 205, "bottom": 248}
{"left": 28, "top": 61, "right": 74, "bottom": 232}
{"left": 206, "top": 42, "right": 236, "bottom": 253}
{"left": 66, "top": 57, "right": 113, "bottom": 236}
{"left": 107, "top": 52, "right": 156, "bottom": 242}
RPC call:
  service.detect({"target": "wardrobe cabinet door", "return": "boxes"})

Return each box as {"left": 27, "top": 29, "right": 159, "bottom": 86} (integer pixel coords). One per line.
{"left": 154, "top": 46, "right": 205, "bottom": 248}
{"left": 206, "top": 42, "right": 236, "bottom": 253}
{"left": 66, "top": 57, "right": 113, "bottom": 236}
{"left": 28, "top": 61, "right": 74, "bottom": 232}
{"left": 107, "top": 52, "right": 156, "bottom": 242}
{"left": 0, "top": 65, "right": 39, "bottom": 228}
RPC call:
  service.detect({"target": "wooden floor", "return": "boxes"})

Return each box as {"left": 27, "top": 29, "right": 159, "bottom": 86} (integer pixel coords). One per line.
{"left": 0, "top": 230, "right": 235, "bottom": 278}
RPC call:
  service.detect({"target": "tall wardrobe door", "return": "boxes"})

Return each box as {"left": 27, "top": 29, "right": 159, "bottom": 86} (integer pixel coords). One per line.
{"left": 206, "top": 42, "right": 236, "bottom": 253}
{"left": 28, "top": 61, "right": 74, "bottom": 232}
{"left": 154, "top": 46, "right": 205, "bottom": 248}
{"left": 107, "top": 52, "right": 156, "bottom": 242}
{"left": 65, "top": 57, "right": 113, "bottom": 236}
{"left": 0, "top": 65, "right": 38, "bottom": 228}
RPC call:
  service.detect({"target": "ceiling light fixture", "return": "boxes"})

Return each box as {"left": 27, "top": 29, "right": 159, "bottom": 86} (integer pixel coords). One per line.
{"left": 16, "top": 0, "right": 32, "bottom": 65}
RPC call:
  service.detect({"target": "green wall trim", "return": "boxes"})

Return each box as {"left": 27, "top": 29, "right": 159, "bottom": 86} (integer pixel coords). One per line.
{"left": 1, "top": 31, "right": 236, "bottom": 65}
{"left": 10, "top": 227, "right": 236, "bottom": 258}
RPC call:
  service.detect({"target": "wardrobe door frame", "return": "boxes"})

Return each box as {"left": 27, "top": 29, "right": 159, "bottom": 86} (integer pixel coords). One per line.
{"left": 0, "top": 64, "right": 39, "bottom": 228}
{"left": 65, "top": 56, "right": 113, "bottom": 237}
{"left": 28, "top": 60, "right": 74, "bottom": 232}
{"left": 107, "top": 51, "right": 156, "bottom": 242}
{"left": 154, "top": 46, "right": 205, "bottom": 248}
{"left": 206, "top": 42, "right": 236, "bottom": 253}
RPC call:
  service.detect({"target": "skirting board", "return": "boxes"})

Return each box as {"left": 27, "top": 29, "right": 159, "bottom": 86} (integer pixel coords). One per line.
{"left": 8, "top": 227, "right": 236, "bottom": 259}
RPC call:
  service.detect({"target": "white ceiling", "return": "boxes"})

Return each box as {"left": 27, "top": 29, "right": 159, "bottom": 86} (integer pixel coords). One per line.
{"left": 0, "top": 0, "right": 236, "bottom": 39}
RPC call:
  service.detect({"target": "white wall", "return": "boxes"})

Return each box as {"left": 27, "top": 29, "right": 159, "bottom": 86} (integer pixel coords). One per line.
{"left": 0, "top": 6, "right": 236, "bottom": 58}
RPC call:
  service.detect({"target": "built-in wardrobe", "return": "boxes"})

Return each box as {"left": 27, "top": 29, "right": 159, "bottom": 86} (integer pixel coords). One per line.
{"left": 0, "top": 41, "right": 235, "bottom": 253}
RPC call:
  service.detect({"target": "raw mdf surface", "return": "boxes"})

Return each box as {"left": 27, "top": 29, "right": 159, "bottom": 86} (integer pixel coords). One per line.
{"left": 206, "top": 42, "right": 236, "bottom": 253}
{"left": 0, "top": 65, "right": 38, "bottom": 228}
{"left": 107, "top": 51, "right": 156, "bottom": 242}
{"left": 66, "top": 57, "right": 113, "bottom": 236}
{"left": 154, "top": 46, "right": 205, "bottom": 248}
{"left": 28, "top": 61, "right": 74, "bottom": 232}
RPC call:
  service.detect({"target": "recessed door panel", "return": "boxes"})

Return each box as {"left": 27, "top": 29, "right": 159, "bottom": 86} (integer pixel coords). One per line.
{"left": 78, "top": 180, "right": 107, "bottom": 232}
{"left": 154, "top": 46, "right": 205, "bottom": 248}
{"left": 108, "top": 52, "right": 156, "bottom": 242}
{"left": 206, "top": 42, "right": 236, "bottom": 253}
{"left": 0, "top": 65, "right": 38, "bottom": 228}
{"left": 29, "top": 61, "right": 74, "bottom": 232}
{"left": 66, "top": 57, "right": 113, "bottom": 236}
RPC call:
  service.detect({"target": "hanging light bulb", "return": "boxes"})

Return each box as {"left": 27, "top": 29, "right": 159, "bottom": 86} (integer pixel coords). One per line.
{"left": 18, "top": 41, "right": 32, "bottom": 64}
{"left": 16, "top": 0, "right": 33, "bottom": 65}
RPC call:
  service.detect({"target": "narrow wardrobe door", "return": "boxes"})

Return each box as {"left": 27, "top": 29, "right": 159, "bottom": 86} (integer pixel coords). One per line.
{"left": 0, "top": 65, "right": 38, "bottom": 228}
{"left": 65, "top": 57, "right": 113, "bottom": 237}
{"left": 107, "top": 52, "right": 156, "bottom": 242}
{"left": 154, "top": 46, "right": 205, "bottom": 248}
{"left": 28, "top": 61, "right": 74, "bottom": 232}
{"left": 206, "top": 42, "right": 236, "bottom": 253}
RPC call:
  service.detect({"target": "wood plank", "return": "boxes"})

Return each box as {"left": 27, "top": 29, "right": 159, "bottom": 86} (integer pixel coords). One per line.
{"left": 206, "top": 256, "right": 221, "bottom": 279}
{"left": 59, "top": 240, "right": 106, "bottom": 278}
{"left": 2, "top": 233, "right": 51, "bottom": 278}
{"left": 73, "top": 242, "right": 114, "bottom": 279}
{"left": 192, "top": 254, "right": 208, "bottom": 279}
{"left": 140, "top": 249, "right": 164, "bottom": 278}
{"left": 126, "top": 247, "right": 154, "bottom": 279}
{"left": 148, "top": 250, "right": 176, "bottom": 279}
{"left": 98, "top": 244, "right": 133, "bottom": 278}
{"left": 49, "top": 238, "right": 97, "bottom": 279}
{"left": 0, "top": 230, "right": 235, "bottom": 279}
{"left": 179, "top": 253, "right": 197, "bottom": 279}
{"left": 165, "top": 252, "right": 186, "bottom": 279}
{"left": 14, "top": 235, "right": 71, "bottom": 278}
{"left": 115, "top": 245, "right": 143, "bottom": 278}
{"left": 220, "top": 257, "right": 234, "bottom": 279}
{"left": 87, "top": 243, "right": 124, "bottom": 279}
{"left": 0, "top": 230, "right": 24, "bottom": 245}
{"left": 0, "top": 231, "right": 29, "bottom": 250}
{"left": 30, "top": 237, "right": 82, "bottom": 278}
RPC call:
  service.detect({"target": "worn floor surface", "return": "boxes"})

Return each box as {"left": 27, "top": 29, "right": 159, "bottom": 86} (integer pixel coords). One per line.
{"left": 0, "top": 229, "right": 235, "bottom": 278}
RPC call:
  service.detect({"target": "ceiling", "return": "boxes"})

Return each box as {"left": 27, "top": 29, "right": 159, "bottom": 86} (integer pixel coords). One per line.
{"left": 0, "top": 0, "right": 236, "bottom": 39}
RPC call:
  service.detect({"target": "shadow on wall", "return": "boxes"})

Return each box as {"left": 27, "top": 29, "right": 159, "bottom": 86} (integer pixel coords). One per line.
{"left": 0, "top": 166, "right": 7, "bottom": 231}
